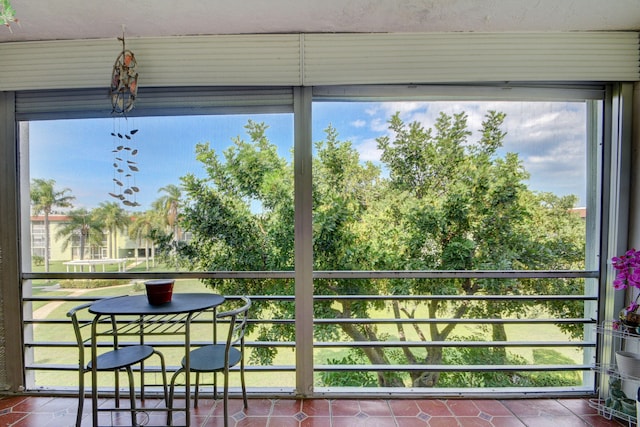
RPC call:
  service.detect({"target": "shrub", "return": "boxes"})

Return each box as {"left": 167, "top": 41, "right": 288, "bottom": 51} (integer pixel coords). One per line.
{"left": 59, "top": 279, "right": 130, "bottom": 289}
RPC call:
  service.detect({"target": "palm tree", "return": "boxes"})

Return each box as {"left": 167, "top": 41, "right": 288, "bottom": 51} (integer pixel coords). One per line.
{"left": 55, "top": 208, "right": 104, "bottom": 261}
{"left": 30, "top": 178, "right": 75, "bottom": 272}
{"left": 153, "top": 184, "right": 182, "bottom": 242}
{"left": 93, "top": 202, "right": 130, "bottom": 259}
{"left": 129, "top": 210, "right": 163, "bottom": 270}
{"left": 153, "top": 184, "right": 183, "bottom": 270}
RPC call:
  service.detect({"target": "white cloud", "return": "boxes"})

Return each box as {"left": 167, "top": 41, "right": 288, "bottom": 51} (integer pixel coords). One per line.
{"left": 345, "top": 100, "right": 588, "bottom": 205}
{"left": 355, "top": 138, "right": 382, "bottom": 162}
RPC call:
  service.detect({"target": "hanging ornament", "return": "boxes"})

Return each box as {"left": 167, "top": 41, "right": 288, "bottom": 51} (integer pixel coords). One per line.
{"left": 109, "top": 30, "right": 141, "bottom": 208}
{"left": 0, "top": 0, "right": 19, "bottom": 32}
{"left": 110, "top": 33, "right": 138, "bottom": 114}
{"left": 109, "top": 123, "right": 141, "bottom": 207}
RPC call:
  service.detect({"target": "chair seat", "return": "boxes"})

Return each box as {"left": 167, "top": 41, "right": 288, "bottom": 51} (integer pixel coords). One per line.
{"left": 183, "top": 344, "right": 241, "bottom": 372}
{"left": 88, "top": 345, "right": 155, "bottom": 371}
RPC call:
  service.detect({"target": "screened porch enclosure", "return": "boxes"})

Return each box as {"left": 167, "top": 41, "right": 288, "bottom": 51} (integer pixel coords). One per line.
{"left": 18, "top": 84, "right": 611, "bottom": 397}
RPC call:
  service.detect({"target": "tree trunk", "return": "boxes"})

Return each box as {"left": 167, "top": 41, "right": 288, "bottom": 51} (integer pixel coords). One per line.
{"left": 144, "top": 239, "right": 150, "bottom": 270}
{"left": 410, "top": 347, "right": 443, "bottom": 387}
{"left": 338, "top": 318, "right": 405, "bottom": 387}
{"left": 491, "top": 320, "right": 508, "bottom": 362}
{"left": 44, "top": 211, "right": 50, "bottom": 273}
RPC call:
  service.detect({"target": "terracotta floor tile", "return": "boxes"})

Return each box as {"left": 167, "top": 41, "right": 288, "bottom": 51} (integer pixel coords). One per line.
{"left": 389, "top": 400, "right": 422, "bottom": 417}
{"left": 302, "top": 399, "right": 331, "bottom": 417}
{"left": 0, "top": 410, "right": 29, "bottom": 425}
{"left": 490, "top": 417, "right": 527, "bottom": 427}
{"left": 358, "top": 400, "right": 393, "bottom": 417}
{"left": 235, "top": 416, "right": 270, "bottom": 427}
{"left": 580, "top": 413, "right": 628, "bottom": 426}
{"left": 300, "top": 416, "right": 332, "bottom": 427}
{"left": 457, "top": 416, "right": 494, "bottom": 426}
{"left": 330, "top": 399, "right": 361, "bottom": 416}
{"left": 271, "top": 415, "right": 304, "bottom": 426}
{"left": 10, "top": 396, "right": 57, "bottom": 413}
{"left": 501, "top": 399, "right": 574, "bottom": 417}
{"left": 414, "top": 399, "right": 453, "bottom": 417}
{"left": 10, "top": 412, "right": 57, "bottom": 427}
{"left": 395, "top": 417, "right": 430, "bottom": 426}
{"left": 244, "top": 399, "right": 274, "bottom": 416}
{"left": 447, "top": 399, "right": 482, "bottom": 417}
{"left": 470, "top": 400, "right": 513, "bottom": 417}
{"left": 201, "top": 415, "right": 227, "bottom": 427}
{"left": 557, "top": 399, "right": 604, "bottom": 417}
{"left": 518, "top": 415, "right": 590, "bottom": 427}
{"left": 272, "top": 399, "right": 303, "bottom": 416}
{"left": 211, "top": 398, "right": 249, "bottom": 417}
{"left": 427, "top": 416, "right": 464, "bottom": 427}
{"left": 332, "top": 416, "right": 397, "bottom": 427}
{"left": 0, "top": 396, "right": 628, "bottom": 427}
{"left": 29, "top": 396, "right": 77, "bottom": 414}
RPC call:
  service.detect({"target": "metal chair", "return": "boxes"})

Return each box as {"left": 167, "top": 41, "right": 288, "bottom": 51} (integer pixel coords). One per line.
{"left": 67, "top": 302, "right": 168, "bottom": 427}
{"left": 169, "top": 296, "right": 251, "bottom": 427}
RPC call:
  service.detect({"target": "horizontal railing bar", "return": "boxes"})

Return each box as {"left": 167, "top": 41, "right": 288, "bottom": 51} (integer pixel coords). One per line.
{"left": 24, "top": 294, "right": 596, "bottom": 303}
{"left": 315, "top": 271, "right": 599, "bottom": 279}
{"left": 25, "top": 340, "right": 596, "bottom": 348}
{"left": 314, "top": 318, "right": 595, "bottom": 324}
{"left": 23, "top": 269, "right": 598, "bottom": 281}
{"left": 25, "top": 340, "right": 297, "bottom": 348}
{"left": 26, "top": 316, "right": 594, "bottom": 325}
{"left": 26, "top": 364, "right": 296, "bottom": 372}
{"left": 26, "top": 363, "right": 592, "bottom": 373}
{"left": 24, "top": 295, "right": 294, "bottom": 303}
{"left": 313, "top": 341, "right": 596, "bottom": 348}
{"left": 314, "top": 295, "right": 596, "bottom": 301}
{"left": 314, "top": 364, "right": 593, "bottom": 372}
{"left": 24, "top": 271, "right": 296, "bottom": 280}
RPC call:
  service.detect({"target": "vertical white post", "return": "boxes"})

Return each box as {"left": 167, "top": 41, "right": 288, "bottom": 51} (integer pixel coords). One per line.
{"left": 294, "top": 86, "right": 314, "bottom": 397}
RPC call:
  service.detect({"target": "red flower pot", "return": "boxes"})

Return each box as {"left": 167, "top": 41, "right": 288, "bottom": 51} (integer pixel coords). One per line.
{"left": 144, "top": 279, "right": 174, "bottom": 305}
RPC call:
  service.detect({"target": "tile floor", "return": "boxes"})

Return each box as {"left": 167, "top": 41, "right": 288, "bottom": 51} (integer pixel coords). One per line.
{"left": 0, "top": 395, "right": 631, "bottom": 427}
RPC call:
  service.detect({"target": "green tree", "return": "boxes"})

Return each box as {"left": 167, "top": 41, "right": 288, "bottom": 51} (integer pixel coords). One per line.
{"left": 176, "top": 114, "right": 585, "bottom": 388}
{"left": 55, "top": 208, "right": 104, "bottom": 261}
{"left": 30, "top": 178, "right": 75, "bottom": 272}
{"left": 93, "top": 201, "right": 130, "bottom": 259}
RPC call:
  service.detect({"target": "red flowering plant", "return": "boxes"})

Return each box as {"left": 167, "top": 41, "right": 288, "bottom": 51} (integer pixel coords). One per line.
{"left": 611, "top": 248, "right": 640, "bottom": 329}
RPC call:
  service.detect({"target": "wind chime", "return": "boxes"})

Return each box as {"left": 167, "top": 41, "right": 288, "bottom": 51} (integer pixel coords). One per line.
{"left": 0, "top": 0, "right": 18, "bottom": 31}
{"left": 109, "top": 33, "right": 141, "bottom": 207}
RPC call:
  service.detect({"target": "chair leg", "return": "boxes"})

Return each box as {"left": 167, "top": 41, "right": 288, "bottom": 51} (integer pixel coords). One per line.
{"left": 75, "top": 369, "right": 85, "bottom": 427}
{"left": 154, "top": 350, "right": 169, "bottom": 403}
{"left": 194, "top": 372, "right": 200, "bottom": 408}
{"left": 240, "top": 358, "right": 247, "bottom": 409}
{"left": 167, "top": 368, "right": 184, "bottom": 426}
{"left": 125, "top": 367, "right": 137, "bottom": 426}
{"left": 213, "top": 371, "right": 218, "bottom": 399}
{"left": 114, "top": 369, "right": 121, "bottom": 409}
{"left": 223, "top": 368, "right": 229, "bottom": 427}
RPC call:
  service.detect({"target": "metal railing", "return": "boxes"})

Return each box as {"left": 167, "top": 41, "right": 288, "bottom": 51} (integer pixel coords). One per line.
{"left": 22, "top": 269, "right": 600, "bottom": 398}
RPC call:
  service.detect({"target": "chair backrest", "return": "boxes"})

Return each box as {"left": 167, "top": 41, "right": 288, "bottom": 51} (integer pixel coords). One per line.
{"left": 67, "top": 302, "right": 118, "bottom": 369}
{"left": 216, "top": 296, "right": 251, "bottom": 353}
{"left": 67, "top": 303, "right": 94, "bottom": 370}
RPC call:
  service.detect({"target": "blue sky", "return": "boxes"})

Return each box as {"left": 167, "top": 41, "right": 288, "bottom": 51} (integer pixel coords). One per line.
{"left": 27, "top": 100, "right": 588, "bottom": 211}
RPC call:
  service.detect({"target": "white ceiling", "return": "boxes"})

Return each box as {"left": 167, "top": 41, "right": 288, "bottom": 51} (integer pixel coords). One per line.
{"left": 1, "top": 0, "right": 640, "bottom": 44}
